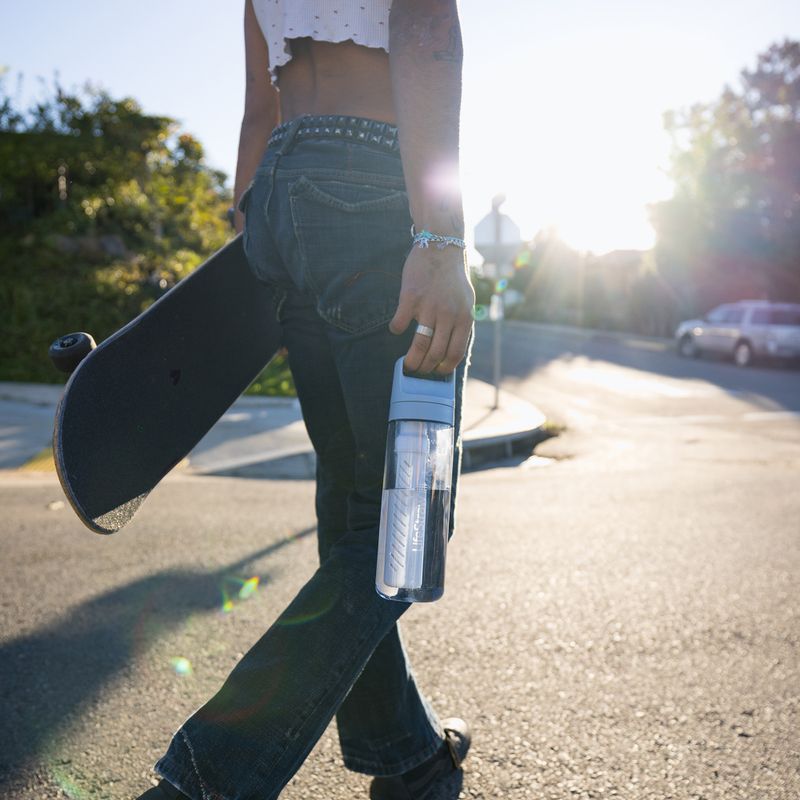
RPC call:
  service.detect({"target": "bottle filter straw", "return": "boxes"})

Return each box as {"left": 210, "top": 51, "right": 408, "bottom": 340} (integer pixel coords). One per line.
{"left": 383, "top": 422, "right": 429, "bottom": 589}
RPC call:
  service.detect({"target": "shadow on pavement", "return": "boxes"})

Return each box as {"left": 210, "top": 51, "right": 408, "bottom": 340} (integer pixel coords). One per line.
{"left": 470, "top": 321, "right": 800, "bottom": 413}
{"left": 0, "top": 525, "right": 315, "bottom": 791}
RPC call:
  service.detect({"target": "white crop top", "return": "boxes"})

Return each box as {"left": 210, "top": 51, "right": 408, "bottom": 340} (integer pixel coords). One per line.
{"left": 252, "top": 0, "right": 393, "bottom": 86}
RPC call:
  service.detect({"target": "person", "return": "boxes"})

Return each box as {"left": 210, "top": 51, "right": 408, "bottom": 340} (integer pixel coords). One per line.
{"left": 139, "top": 1, "right": 474, "bottom": 798}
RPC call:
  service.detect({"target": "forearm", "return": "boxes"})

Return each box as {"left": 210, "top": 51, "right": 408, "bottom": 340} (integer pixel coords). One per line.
{"left": 233, "top": 110, "right": 278, "bottom": 233}
{"left": 234, "top": 0, "right": 281, "bottom": 234}
{"left": 389, "top": 0, "right": 464, "bottom": 237}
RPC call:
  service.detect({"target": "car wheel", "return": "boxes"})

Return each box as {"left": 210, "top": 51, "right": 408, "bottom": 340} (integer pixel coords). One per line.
{"left": 678, "top": 334, "right": 697, "bottom": 358}
{"left": 733, "top": 340, "right": 753, "bottom": 367}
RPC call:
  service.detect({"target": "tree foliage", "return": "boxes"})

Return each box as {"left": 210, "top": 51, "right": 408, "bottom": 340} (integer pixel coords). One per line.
{"left": 0, "top": 78, "right": 292, "bottom": 393}
{"left": 651, "top": 39, "right": 800, "bottom": 317}
{"left": 503, "top": 229, "right": 675, "bottom": 335}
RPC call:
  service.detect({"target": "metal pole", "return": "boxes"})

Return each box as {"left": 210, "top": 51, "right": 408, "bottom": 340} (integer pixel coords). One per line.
{"left": 491, "top": 205, "right": 504, "bottom": 410}
{"left": 493, "top": 308, "right": 502, "bottom": 410}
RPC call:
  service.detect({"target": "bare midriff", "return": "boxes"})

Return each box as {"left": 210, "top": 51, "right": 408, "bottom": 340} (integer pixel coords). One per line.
{"left": 276, "top": 38, "right": 396, "bottom": 125}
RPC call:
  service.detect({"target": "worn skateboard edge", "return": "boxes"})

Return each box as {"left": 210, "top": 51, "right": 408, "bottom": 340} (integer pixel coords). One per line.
{"left": 52, "top": 235, "right": 252, "bottom": 535}
{"left": 53, "top": 381, "right": 117, "bottom": 534}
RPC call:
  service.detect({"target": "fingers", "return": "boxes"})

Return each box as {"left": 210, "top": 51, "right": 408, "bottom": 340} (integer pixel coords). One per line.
{"left": 403, "top": 313, "right": 472, "bottom": 375}
{"left": 389, "top": 291, "right": 416, "bottom": 335}
{"left": 408, "top": 320, "right": 451, "bottom": 374}
{"left": 435, "top": 314, "right": 472, "bottom": 374}
{"left": 389, "top": 243, "right": 474, "bottom": 375}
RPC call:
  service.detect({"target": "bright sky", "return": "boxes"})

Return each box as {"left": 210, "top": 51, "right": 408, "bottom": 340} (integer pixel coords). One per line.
{"left": 3, "top": 0, "right": 799, "bottom": 255}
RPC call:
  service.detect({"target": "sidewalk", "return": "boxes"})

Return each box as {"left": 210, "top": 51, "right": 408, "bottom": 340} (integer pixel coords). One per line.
{"left": 0, "top": 378, "right": 546, "bottom": 478}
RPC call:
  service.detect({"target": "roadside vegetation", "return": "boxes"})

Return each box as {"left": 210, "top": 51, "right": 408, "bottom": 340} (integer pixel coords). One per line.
{"left": 486, "top": 40, "right": 800, "bottom": 337}
{"left": 0, "top": 77, "right": 293, "bottom": 394}
{"left": 3, "top": 39, "right": 797, "bottom": 380}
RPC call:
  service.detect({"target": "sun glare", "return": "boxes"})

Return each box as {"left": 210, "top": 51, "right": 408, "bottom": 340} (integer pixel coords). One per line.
{"left": 464, "top": 108, "right": 674, "bottom": 255}
{"left": 461, "top": 22, "right": 682, "bottom": 255}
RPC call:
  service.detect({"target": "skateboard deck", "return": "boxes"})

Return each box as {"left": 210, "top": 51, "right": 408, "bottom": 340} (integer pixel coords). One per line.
{"left": 53, "top": 235, "right": 282, "bottom": 534}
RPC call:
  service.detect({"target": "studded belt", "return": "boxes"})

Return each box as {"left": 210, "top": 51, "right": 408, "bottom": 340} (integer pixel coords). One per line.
{"left": 268, "top": 115, "right": 400, "bottom": 153}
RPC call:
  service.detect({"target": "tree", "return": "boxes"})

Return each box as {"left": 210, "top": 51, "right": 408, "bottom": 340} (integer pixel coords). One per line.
{"left": 507, "top": 227, "right": 587, "bottom": 326}
{"left": 0, "top": 79, "right": 289, "bottom": 393}
{"left": 650, "top": 39, "right": 800, "bottom": 317}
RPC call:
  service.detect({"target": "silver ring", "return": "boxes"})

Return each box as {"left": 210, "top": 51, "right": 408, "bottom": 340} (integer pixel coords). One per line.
{"left": 415, "top": 324, "right": 435, "bottom": 338}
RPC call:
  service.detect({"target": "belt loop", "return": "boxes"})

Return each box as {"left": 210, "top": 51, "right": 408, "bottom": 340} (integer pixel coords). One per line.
{"left": 265, "top": 116, "right": 305, "bottom": 218}
{"left": 277, "top": 116, "right": 306, "bottom": 156}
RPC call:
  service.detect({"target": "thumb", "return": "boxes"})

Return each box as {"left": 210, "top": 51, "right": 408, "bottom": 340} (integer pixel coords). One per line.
{"left": 389, "top": 292, "right": 415, "bottom": 335}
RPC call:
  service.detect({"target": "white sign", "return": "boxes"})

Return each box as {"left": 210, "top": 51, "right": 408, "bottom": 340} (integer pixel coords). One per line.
{"left": 474, "top": 198, "right": 522, "bottom": 276}
{"left": 474, "top": 213, "right": 521, "bottom": 250}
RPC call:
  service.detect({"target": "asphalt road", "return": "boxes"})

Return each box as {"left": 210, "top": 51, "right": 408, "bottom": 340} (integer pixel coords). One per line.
{"left": 2, "top": 322, "right": 799, "bottom": 799}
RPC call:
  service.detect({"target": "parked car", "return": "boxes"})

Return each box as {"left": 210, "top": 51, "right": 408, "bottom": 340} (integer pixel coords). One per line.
{"left": 675, "top": 300, "right": 800, "bottom": 367}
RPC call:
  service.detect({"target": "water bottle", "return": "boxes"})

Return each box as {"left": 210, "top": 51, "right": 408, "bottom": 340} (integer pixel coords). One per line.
{"left": 376, "top": 356, "right": 456, "bottom": 603}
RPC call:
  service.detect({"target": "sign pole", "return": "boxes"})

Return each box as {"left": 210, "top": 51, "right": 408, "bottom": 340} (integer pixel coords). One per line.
{"left": 490, "top": 293, "right": 504, "bottom": 410}
{"left": 493, "top": 202, "right": 502, "bottom": 408}
{"left": 493, "top": 313, "right": 502, "bottom": 410}
{"left": 474, "top": 196, "right": 520, "bottom": 414}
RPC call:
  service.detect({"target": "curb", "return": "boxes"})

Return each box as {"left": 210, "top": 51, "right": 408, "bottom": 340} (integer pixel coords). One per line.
{"left": 188, "top": 423, "right": 551, "bottom": 480}
{"left": 195, "top": 400, "right": 550, "bottom": 480}
{"left": 461, "top": 424, "right": 550, "bottom": 470}
{"left": 499, "top": 320, "right": 673, "bottom": 349}
{"left": 0, "top": 382, "right": 300, "bottom": 409}
{"left": 1, "top": 380, "right": 550, "bottom": 479}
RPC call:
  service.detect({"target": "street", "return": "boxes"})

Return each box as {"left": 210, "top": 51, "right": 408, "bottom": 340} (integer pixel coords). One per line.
{"left": 2, "top": 321, "right": 799, "bottom": 799}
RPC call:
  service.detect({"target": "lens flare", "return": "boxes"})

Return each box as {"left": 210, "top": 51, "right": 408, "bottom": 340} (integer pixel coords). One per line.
{"left": 276, "top": 587, "right": 338, "bottom": 627}
{"left": 473, "top": 305, "right": 488, "bottom": 321}
{"left": 238, "top": 576, "right": 259, "bottom": 600}
{"left": 495, "top": 278, "right": 509, "bottom": 292}
{"left": 277, "top": 608, "right": 331, "bottom": 626}
{"left": 220, "top": 575, "right": 260, "bottom": 613}
{"left": 50, "top": 765, "right": 85, "bottom": 799}
{"left": 170, "top": 656, "right": 193, "bottom": 676}
{"left": 514, "top": 250, "right": 532, "bottom": 269}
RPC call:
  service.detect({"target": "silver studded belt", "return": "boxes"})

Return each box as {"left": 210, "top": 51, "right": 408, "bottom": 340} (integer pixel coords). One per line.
{"left": 268, "top": 115, "right": 400, "bottom": 153}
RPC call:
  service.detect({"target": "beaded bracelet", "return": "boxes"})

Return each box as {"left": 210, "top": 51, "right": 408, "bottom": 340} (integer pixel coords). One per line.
{"left": 411, "top": 228, "right": 466, "bottom": 250}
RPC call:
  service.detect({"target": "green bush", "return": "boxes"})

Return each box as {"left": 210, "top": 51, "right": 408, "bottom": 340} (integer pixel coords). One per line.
{"left": 0, "top": 79, "right": 294, "bottom": 396}
{"left": 245, "top": 355, "right": 294, "bottom": 397}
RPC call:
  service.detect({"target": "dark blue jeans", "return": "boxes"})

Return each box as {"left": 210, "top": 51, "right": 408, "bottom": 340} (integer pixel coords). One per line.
{"left": 155, "top": 117, "right": 469, "bottom": 800}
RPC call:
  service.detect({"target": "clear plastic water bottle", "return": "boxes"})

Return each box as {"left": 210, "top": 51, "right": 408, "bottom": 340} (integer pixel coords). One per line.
{"left": 376, "top": 357, "right": 456, "bottom": 603}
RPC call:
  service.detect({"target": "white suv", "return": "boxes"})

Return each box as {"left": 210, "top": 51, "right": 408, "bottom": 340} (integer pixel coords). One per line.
{"left": 675, "top": 301, "right": 800, "bottom": 367}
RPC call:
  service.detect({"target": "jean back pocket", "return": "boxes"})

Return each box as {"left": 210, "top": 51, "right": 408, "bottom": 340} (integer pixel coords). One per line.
{"left": 288, "top": 175, "right": 413, "bottom": 335}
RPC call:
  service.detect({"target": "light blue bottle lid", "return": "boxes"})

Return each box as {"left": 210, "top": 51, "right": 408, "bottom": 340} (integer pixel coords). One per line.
{"left": 388, "top": 356, "right": 455, "bottom": 425}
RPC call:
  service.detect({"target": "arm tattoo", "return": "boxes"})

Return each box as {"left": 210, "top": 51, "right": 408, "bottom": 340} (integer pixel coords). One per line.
{"left": 437, "top": 198, "right": 465, "bottom": 234}
{"left": 433, "top": 25, "right": 462, "bottom": 62}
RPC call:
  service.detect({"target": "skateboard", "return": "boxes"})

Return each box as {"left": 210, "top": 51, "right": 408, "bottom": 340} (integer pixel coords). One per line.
{"left": 49, "top": 235, "right": 282, "bottom": 534}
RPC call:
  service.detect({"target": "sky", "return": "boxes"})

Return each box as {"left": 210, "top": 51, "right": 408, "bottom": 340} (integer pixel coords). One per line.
{"left": 3, "top": 0, "right": 800, "bottom": 256}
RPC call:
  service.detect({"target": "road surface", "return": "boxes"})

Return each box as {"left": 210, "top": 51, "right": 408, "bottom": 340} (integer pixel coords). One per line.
{"left": 1, "top": 322, "right": 798, "bottom": 799}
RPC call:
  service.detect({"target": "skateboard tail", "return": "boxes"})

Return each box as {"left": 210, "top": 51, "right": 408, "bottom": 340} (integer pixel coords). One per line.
{"left": 53, "top": 384, "right": 146, "bottom": 534}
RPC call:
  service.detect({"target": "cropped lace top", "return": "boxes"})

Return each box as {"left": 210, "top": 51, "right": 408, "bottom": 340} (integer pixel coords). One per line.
{"left": 252, "top": 0, "right": 393, "bottom": 85}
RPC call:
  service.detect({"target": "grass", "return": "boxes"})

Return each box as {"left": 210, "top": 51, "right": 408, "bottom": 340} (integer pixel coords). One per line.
{"left": 541, "top": 420, "right": 567, "bottom": 437}
{"left": 244, "top": 353, "right": 296, "bottom": 397}
{"left": 20, "top": 446, "right": 56, "bottom": 472}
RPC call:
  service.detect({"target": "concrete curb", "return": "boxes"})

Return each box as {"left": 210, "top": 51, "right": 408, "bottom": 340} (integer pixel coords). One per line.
{"left": 192, "top": 380, "right": 548, "bottom": 480}
{"left": 0, "top": 378, "right": 549, "bottom": 479}
{"left": 0, "top": 382, "right": 64, "bottom": 407}
{"left": 500, "top": 320, "right": 673, "bottom": 349}
{"left": 0, "top": 382, "right": 301, "bottom": 409}
{"left": 460, "top": 387, "right": 547, "bottom": 470}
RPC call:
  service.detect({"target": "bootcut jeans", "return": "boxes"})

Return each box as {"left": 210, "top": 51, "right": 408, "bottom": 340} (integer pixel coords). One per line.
{"left": 154, "top": 117, "right": 470, "bottom": 800}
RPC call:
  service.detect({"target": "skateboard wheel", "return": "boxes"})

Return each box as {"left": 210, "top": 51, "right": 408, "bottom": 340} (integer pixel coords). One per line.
{"left": 49, "top": 332, "right": 97, "bottom": 374}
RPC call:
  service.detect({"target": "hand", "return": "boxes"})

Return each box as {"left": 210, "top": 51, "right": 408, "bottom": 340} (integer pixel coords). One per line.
{"left": 389, "top": 244, "right": 474, "bottom": 374}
